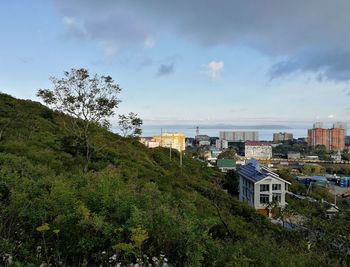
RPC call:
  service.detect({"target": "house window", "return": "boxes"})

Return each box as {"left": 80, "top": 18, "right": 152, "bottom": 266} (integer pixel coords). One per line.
{"left": 272, "top": 184, "right": 281, "bottom": 190}
{"left": 260, "top": 194, "right": 269, "bottom": 204}
{"left": 260, "top": 184, "right": 269, "bottom": 192}
{"left": 285, "top": 184, "right": 289, "bottom": 191}
{"left": 272, "top": 193, "right": 281, "bottom": 202}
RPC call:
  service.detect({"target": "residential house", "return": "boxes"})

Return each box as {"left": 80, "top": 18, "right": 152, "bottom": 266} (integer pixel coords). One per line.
{"left": 239, "top": 159, "right": 291, "bottom": 216}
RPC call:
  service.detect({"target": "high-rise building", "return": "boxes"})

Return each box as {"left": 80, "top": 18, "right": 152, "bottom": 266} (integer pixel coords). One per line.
{"left": 313, "top": 122, "right": 324, "bottom": 129}
{"left": 308, "top": 124, "right": 344, "bottom": 151}
{"left": 219, "top": 131, "right": 259, "bottom": 142}
{"left": 333, "top": 122, "right": 347, "bottom": 136}
{"left": 273, "top": 132, "right": 293, "bottom": 143}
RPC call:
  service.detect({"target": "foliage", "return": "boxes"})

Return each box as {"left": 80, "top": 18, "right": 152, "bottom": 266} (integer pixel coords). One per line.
{"left": 302, "top": 164, "right": 325, "bottom": 175}
{"left": 0, "top": 93, "right": 350, "bottom": 266}
{"left": 37, "top": 68, "right": 122, "bottom": 172}
{"left": 118, "top": 112, "right": 143, "bottom": 137}
{"left": 217, "top": 148, "right": 238, "bottom": 160}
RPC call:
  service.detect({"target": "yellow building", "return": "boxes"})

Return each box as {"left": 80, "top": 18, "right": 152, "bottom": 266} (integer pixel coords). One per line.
{"left": 153, "top": 132, "right": 186, "bottom": 152}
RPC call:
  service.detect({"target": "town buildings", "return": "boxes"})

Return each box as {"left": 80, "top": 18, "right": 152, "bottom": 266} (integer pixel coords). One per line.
{"left": 215, "top": 139, "right": 228, "bottom": 149}
{"left": 288, "top": 152, "right": 301, "bottom": 160}
{"left": 195, "top": 134, "right": 211, "bottom": 146}
{"left": 239, "top": 159, "right": 290, "bottom": 216}
{"left": 141, "top": 132, "right": 186, "bottom": 152}
{"left": 245, "top": 141, "right": 272, "bottom": 159}
{"left": 219, "top": 131, "right": 259, "bottom": 142}
{"left": 273, "top": 132, "right": 293, "bottom": 143}
{"left": 307, "top": 123, "right": 345, "bottom": 151}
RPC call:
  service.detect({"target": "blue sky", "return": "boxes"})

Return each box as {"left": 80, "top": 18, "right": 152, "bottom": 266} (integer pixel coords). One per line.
{"left": 1, "top": 0, "right": 350, "bottom": 126}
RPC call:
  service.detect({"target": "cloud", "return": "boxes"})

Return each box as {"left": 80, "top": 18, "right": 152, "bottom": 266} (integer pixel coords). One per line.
{"left": 54, "top": 0, "right": 350, "bottom": 81}
{"left": 62, "top": 16, "right": 87, "bottom": 39}
{"left": 144, "top": 37, "right": 155, "bottom": 48}
{"left": 328, "top": 114, "right": 335, "bottom": 119}
{"left": 205, "top": 61, "right": 224, "bottom": 80}
{"left": 270, "top": 48, "right": 350, "bottom": 82}
{"left": 157, "top": 63, "right": 174, "bottom": 76}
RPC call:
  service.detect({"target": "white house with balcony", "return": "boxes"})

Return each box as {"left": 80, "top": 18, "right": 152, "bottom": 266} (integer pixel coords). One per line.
{"left": 239, "top": 159, "right": 290, "bottom": 216}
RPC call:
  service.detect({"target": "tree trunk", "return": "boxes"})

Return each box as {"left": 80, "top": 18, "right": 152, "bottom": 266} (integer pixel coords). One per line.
{"left": 83, "top": 142, "right": 90, "bottom": 173}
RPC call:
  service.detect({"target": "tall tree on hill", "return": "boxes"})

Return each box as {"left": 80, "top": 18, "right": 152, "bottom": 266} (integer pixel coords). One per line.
{"left": 118, "top": 112, "right": 143, "bottom": 137}
{"left": 37, "top": 68, "right": 122, "bottom": 173}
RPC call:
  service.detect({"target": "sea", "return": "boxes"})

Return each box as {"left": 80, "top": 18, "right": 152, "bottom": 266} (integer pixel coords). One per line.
{"left": 139, "top": 125, "right": 310, "bottom": 141}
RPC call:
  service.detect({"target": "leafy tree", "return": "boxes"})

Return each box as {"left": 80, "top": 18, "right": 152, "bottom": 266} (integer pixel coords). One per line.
{"left": 223, "top": 170, "right": 240, "bottom": 196}
{"left": 37, "top": 68, "right": 121, "bottom": 172}
{"left": 302, "top": 164, "right": 324, "bottom": 175}
{"left": 218, "top": 148, "right": 238, "bottom": 160}
{"left": 118, "top": 112, "right": 143, "bottom": 137}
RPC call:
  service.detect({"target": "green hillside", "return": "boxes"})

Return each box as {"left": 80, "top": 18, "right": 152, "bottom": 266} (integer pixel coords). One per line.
{"left": 0, "top": 93, "right": 346, "bottom": 266}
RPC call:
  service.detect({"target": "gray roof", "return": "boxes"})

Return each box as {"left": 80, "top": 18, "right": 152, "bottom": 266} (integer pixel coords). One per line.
{"left": 239, "top": 159, "right": 289, "bottom": 184}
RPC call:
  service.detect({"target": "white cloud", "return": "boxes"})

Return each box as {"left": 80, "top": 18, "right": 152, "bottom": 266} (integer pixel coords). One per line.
{"left": 103, "top": 43, "right": 119, "bottom": 59}
{"left": 62, "top": 16, "right": 74, "bottom": 26}
{"left": 205, "top": 61, "right": 224, "bottom": 80}
{"left": 144, "top": 37, "right": 155, "bottom": 48}
{"left": 328, "top": 114, "right": 335, "bottom": 119}
{"left": 62, "top": 16, "right": 87, "bottom": 39}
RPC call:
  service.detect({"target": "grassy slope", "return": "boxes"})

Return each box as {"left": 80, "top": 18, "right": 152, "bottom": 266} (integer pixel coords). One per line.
{"left": 0, "top": 93, "right": 342, "bottom": 266}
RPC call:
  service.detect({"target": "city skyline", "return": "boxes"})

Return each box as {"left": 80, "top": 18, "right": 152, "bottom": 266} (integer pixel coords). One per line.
{"left": 1, "top": 1, "right": 350, "bottom": 125}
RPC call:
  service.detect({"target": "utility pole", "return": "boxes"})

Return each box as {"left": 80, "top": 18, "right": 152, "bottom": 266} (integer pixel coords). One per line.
{"left": 180, "top": 149, "right": 183, "bottom": 171}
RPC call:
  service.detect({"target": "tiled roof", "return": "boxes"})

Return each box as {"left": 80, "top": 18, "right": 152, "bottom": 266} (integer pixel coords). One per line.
{"left": 245, "top": 141, "right": 272, "bottom": 146}
{"left": 217, "top": 159, "right": 236, "bottom": 168}
{"left": 239, "top": 158, "right": 287, "bottom": 183}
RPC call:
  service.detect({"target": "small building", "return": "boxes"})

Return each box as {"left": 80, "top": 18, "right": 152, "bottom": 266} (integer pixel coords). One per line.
{"left": 195, "top": 135, "right": 211, "bottom": 146}
{"left": 210, "top": 149, "right": 222, "bottom": 158}
{"left": 305, "top": 155, "right": 319, "bottom": 160}
{"left": 288, "top": 151, "right": 301, "bottom": 160}
{"left": 331, "top": 151, "right": 342, "bottom": 162}
{"left": 245, "top": 141, "right": 272, "bottom": 159}
{"left": 140, "top": 137, "right": 160, "bottom": 148}
{"left": 217, "top": 159, "right": 236, "bottom": 172}
{"left": 239, "top": 159, "right": 291, "bottom": 216}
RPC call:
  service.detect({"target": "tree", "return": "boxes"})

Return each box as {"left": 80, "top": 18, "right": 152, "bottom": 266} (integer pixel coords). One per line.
{"left": 218, "top": 149, "right": 238, "bottom": 160}
{"left": 37, "top": 68, "right": 121, "bottom": 172}
{"left": 118, "top": 112, "right": 143, "bottom": 137}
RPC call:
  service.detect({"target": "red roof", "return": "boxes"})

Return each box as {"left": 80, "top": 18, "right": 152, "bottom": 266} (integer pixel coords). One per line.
{"left": 245, "top": 141, "right": 272, "bottom": 146}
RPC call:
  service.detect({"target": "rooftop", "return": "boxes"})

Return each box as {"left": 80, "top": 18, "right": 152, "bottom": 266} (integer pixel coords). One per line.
{"left": 217, "top": 159, "right": 236, "bottom": 168}
{"left": 245, "top": 141, "right": 272, "bottom": 146}
{"left": 239, "top": 159, "right": 290, "bottom": 184}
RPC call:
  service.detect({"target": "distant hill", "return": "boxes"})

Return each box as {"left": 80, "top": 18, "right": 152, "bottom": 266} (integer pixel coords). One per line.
{"left": 0, "top": 92, "right": 346, "bottom": 266}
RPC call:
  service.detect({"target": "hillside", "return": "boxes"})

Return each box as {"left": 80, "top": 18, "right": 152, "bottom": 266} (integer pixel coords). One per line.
{"left": 0, "top": 93, "right": 347, "bottom": 266}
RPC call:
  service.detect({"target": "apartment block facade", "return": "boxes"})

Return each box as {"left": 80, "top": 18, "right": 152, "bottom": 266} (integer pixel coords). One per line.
{"left": 273, "top": 132, "right": 293, "bottom": 143}
{"left": 219, "top": 131, "right": 259, "bottom": 142}
{"left": 308, "top": 126, "right": 344, "bottom": 151}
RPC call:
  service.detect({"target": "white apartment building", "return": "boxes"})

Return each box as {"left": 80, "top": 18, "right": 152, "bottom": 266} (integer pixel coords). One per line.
{"left": 219, "top": 131, "right": 259, "bottom": 142}
{"left": 244, "top": 141, "right": 272, "bottom": 159}
{"left": 239, "top": 159, "right": 290, "bottom": 216}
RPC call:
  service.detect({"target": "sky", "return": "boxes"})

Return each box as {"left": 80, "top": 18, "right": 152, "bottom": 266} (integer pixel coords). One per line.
{"left": 1, "top": 0, "right": 350, "bottom": 127}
